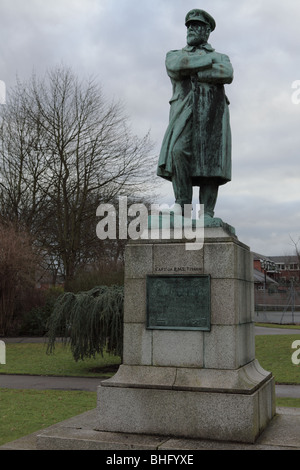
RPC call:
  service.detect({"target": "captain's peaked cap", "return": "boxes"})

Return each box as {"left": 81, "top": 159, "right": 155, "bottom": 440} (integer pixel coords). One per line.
{"left": 185, "top": 9, "right": 216, "bottom": 31}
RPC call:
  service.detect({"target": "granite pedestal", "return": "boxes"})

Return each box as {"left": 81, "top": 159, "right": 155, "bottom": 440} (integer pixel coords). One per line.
{"left": 97, "top": 226, "right": 275, "bottom": 443}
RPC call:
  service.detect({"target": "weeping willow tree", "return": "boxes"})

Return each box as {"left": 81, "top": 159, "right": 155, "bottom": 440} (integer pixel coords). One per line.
{"left": 46, "top": 285, "right": 124, "bottom": 361}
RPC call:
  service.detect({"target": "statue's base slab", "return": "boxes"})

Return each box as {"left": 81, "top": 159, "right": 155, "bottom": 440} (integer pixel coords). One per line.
{"left": 147, "top": 213, "right": 236, "bottom": 236}
{"left": 97, "top": 362, "right": 274, "bottom": 443}
{"left": 96, "top": 227, "right": 275, "bottom": 444}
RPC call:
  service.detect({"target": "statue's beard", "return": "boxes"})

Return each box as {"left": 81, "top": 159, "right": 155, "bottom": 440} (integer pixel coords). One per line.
{"left": 187, "top": 33, "right": 208, "bottom": 46}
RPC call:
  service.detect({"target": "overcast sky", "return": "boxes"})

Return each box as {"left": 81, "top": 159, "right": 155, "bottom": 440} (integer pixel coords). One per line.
{"left": 1, "top": 0, "right": 300, "bottom": 256}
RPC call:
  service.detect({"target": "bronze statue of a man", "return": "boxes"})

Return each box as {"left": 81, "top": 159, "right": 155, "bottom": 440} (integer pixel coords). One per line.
{"left": 157, "top": 9, "right": 233, "bottom": 221}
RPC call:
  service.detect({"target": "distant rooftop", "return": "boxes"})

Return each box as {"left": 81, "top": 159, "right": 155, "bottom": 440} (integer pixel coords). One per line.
{"left": 252, "top": 252, "right": 298, "bottom": 263}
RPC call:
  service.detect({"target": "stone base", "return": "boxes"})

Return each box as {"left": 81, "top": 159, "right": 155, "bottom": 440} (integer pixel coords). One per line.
{"left": 97, "top": 227, "right": 275, "bottom": 444}
{"left": 97, "top": 361, "right": 275, "bottom": 444}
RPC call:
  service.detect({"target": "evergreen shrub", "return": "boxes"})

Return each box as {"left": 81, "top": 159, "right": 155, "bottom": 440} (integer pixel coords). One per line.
{"left": 46, "top": 285, "right": 124, "bottom": 361}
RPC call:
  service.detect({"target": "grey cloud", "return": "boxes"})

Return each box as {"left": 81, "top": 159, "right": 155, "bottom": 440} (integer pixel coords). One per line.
{"left": 0, "top": 0, "right": 300, "bottom": 256}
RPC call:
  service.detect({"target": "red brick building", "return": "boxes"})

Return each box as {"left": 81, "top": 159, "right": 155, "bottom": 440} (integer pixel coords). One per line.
{"left": 252, "top": 252, "right": 300, "bottom": 290}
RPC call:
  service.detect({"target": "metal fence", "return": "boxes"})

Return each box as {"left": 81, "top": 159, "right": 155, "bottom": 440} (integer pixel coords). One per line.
{"left": 255, "top": 289, "right": 300, "bottom": 311}
{"left": 254, "top": 285, "right": 300, "bottom": 324}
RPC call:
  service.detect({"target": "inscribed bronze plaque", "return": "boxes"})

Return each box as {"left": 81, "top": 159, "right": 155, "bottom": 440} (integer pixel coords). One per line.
{"left": 146, "top": 275, "right": 210, "bottom": 331}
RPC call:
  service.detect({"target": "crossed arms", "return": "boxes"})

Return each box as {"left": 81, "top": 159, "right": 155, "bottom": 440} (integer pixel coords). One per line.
{"left": 166, "top": 49, "right": 233, "bottom": 85}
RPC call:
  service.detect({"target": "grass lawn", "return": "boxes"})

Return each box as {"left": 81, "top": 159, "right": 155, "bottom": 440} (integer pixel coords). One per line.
{"left": 0, "top": 342, "right": 118, "bottom": 446}
{"left": 0, "top": 342, "right": 121, "bottom": 377}
{"left": 0, "top": 342, "right": 120, "bottom": 445}
{"left": 1, "top": 335, "right": 299, "bottom": 383}
{"left": 255, "top": 334, "right": 300, "bottom": 384}
{"left": 0, "top": 331, "right": 300, "bottom": 446}
{"left": 276, "top": 397, "right": 300, "bottom": 408}
{"left": 256, "top": 329, "right": 300, "bottom": 407}
{"left": 0, "top": 389, "right": 96, "bottom": 446}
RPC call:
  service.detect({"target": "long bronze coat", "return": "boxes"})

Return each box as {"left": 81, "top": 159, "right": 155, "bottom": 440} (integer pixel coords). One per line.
{"left": 157, "top": 43, "right": 233, "bottom": 186}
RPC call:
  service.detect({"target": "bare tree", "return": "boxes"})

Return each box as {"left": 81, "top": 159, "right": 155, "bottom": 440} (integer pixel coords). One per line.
{"left": 0, "top": 222, "right": 38, "bottom": 335}
{"left": 0, "top": 66, "right": 155, "bottom": 287}
{"left": 289, "top": 235, "right": 300, "bottom": 283}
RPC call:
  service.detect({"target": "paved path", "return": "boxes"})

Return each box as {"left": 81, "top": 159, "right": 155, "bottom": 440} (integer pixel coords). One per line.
{"left": 255, "top": 310, "right": 300, "bottom": 324}
{"left": 0, "top": 374, "right": 102, "bottom": 391}
{"left": 276, "top": 385, "right": 300, "bottom": 398}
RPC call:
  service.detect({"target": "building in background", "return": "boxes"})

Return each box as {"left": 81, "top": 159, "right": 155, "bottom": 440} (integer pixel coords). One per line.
{"left": 252, "top": 253, "right": 300, "bottom": 313}
{"left": 253, "top": 253, "right": 300, "bottom": 289}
